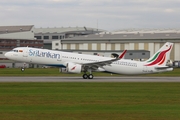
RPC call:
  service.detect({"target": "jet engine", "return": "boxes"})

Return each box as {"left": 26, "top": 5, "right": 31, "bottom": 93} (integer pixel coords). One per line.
{"left": 61, "top": 62, "right": 82, "bottom": 73}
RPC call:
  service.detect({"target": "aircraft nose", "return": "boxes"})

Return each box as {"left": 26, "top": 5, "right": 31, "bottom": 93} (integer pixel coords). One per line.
{"left": 4, "top": 52, "right": 10, "bottom": 58}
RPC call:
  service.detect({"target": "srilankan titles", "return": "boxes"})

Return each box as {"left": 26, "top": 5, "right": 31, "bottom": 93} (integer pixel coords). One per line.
{"left": 28, "top": 49, "right": 60, "bottom": 59}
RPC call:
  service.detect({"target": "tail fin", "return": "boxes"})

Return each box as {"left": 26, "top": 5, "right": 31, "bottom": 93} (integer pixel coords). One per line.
{"left": 144, "top": 42, "right": 173, "bottom": 66}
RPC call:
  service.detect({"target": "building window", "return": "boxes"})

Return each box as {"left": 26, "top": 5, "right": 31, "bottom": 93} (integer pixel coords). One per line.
{"left": 55, "top": 43, "right": 59, "bottom": 46}
{"left": 44, "top": 36, "right": 49, "bottom": 39}
{"left": 35, "top": 36, "right": 42, "bottom": 39}
{"left": 52, "top": 36, "right": 58, "bottom": 39}
{"left": 60, "top": 36, "right": 62, "bottom": 39}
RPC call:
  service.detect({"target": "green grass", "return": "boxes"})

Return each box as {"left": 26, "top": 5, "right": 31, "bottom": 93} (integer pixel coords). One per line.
{"left": 1, "top": 68, "right": 180, "bottom": 119}
{"left": 0, "top": 68, "right": 180, "bottom": 76}
{"left": 0, "top": 82, "right": 180, "bottom": 120}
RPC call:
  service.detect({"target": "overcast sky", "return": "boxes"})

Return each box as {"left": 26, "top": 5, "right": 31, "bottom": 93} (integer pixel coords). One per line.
{"left": 0, "top": 0, "right": 180, "bottom": 31}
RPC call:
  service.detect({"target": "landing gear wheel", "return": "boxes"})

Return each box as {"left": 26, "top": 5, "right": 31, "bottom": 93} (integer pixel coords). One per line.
{"left": 83, "top": 74, "right": 88, "bottom": 79}
{"left": 88, "top": 74, "right": 94, "bottom": 79}
{"left": 21, "top": 67, "right": 25, "bottom": 72}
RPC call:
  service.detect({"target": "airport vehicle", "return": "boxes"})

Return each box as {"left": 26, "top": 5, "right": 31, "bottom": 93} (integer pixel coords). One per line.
{"left": 5, "top": 42, "right": 173, "bottom": 79}
{"left": 0, "top": 65, "right": 6, "bottom": 68}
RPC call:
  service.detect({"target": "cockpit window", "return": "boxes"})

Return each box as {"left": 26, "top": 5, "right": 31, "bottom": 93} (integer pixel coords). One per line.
{"left": 10, "top": 49, "right": 23, "bottom": 52}
{"left": 11, "top": 50, "right": 19, "bottom": 52}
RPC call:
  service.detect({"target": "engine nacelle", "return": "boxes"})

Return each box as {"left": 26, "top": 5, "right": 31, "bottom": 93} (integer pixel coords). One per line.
{"left": 60, "top": 68, "right": 68, "bottom": 73}
{"left": 64, "top": 62, "right": 82, "bottom": 73}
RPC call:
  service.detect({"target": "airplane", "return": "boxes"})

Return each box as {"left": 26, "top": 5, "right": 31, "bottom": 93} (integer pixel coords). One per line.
{"left": 4, "top": 42, "right": 173, "bottom": 79}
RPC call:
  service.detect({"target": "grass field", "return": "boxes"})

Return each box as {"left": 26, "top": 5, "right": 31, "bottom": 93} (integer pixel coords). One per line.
{"left": 0, "top": 82, "right": 180, "bottom": 120}
{"left": 0, "top": 68, "right": 180, "bottom": 120}
{"left": 0, "top": 67, "right": 180, "bottom": 76}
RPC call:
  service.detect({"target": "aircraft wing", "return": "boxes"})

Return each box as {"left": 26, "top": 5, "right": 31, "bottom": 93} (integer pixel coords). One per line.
{"left": 82, "top": 50, "right": 127, "bottom": 70}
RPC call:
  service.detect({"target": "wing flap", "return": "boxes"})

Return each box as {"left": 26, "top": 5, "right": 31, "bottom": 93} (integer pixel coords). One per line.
{"left": 82, "top": 50, "right": 127, "bottom": 70}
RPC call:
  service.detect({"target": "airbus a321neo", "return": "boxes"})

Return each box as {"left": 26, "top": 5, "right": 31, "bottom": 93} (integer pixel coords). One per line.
{"left": 5, "top": 42, "right": 173, "bottom": 79}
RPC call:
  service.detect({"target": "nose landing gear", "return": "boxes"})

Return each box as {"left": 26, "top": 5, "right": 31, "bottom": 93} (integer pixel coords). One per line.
{"left": 21, "top": 63, "right": 26, "bottom": 72}
{"left": 21, "top": 67, "right": 25, "bottom": 72}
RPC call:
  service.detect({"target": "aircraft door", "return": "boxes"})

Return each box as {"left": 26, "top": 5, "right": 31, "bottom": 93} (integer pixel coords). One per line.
{"left": 23, "top": 47, "right": 28, "bottom": 57}
{"left": 57, "top": 54, "right": 61, "bottom": 61}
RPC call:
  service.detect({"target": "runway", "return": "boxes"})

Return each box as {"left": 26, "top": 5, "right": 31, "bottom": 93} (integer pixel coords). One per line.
{"left": 0, "top": 77, "right": 180, "bottom": 82}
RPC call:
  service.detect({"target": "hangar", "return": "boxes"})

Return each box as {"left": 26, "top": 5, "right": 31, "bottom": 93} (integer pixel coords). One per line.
{"left": 34, "top": 26, "right": 105, "bottom": 49}
{"left": 52, "top": 29, "right": 180, "bottom": 61}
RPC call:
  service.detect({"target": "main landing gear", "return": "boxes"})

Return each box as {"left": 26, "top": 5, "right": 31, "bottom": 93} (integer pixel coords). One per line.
{"left": 82, "top": 73, "right": 94, "bottom": 79}
{"left": 82, "top": 69, "right": 94, "bottom": 79}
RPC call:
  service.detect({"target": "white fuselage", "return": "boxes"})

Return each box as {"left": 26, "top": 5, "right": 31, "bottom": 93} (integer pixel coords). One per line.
{"left": 5, "top": 47, "right": 173, "bottom": 75}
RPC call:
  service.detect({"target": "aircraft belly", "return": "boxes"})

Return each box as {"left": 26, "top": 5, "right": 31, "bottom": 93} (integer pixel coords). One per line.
{"left": 103, "top": 65, "right": 142, "bottom": 75}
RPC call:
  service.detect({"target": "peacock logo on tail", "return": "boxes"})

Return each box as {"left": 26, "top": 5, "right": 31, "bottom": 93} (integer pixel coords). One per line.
{"left": 144, "top": 45, "right": 172, "bottom": 66}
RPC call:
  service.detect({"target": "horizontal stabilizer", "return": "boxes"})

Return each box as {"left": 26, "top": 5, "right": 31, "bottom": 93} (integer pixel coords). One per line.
{"left": 155, "top": 66, "right": 172, "bottom": 70}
